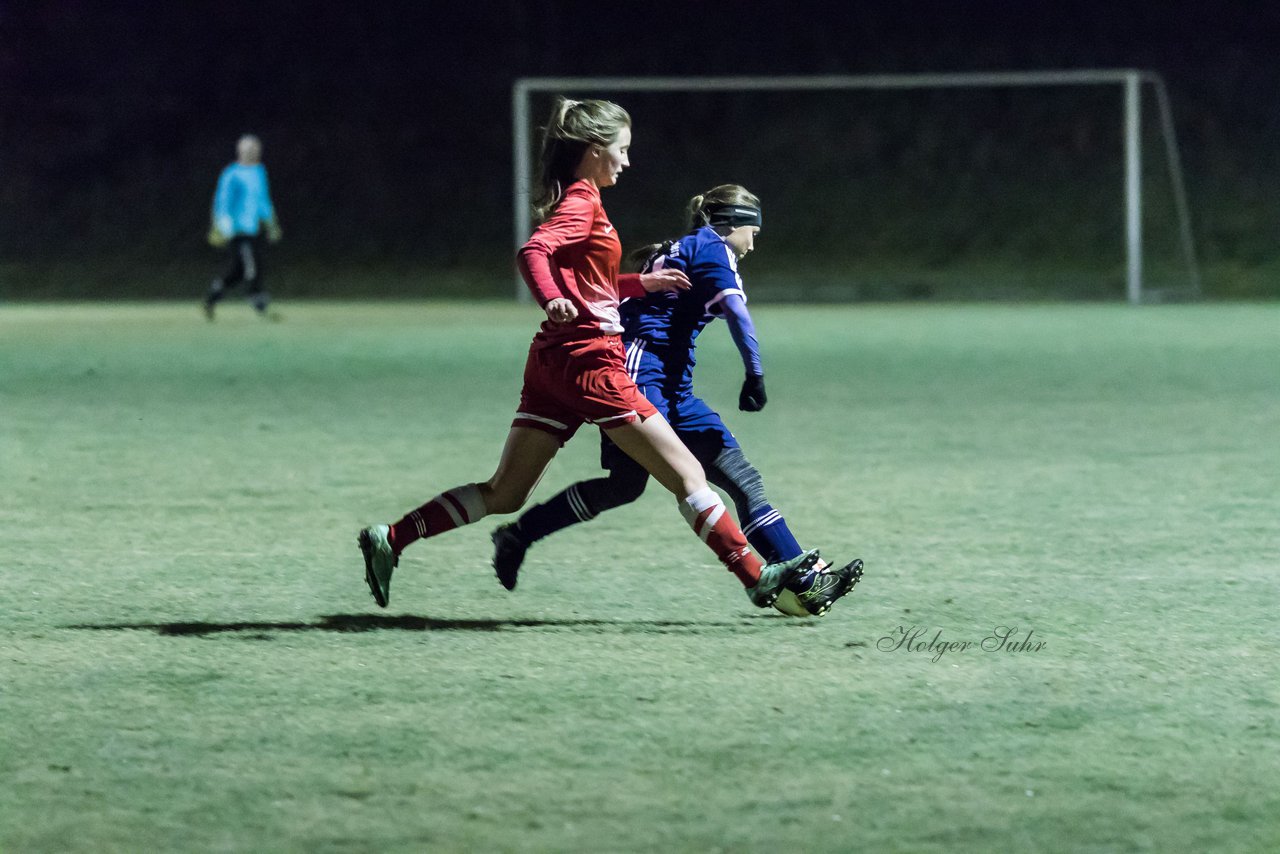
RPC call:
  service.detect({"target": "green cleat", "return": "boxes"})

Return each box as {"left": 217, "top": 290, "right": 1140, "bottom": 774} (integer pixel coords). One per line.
{"left": 747, "top": 548, "right": 821, "bottom": 608}
{"left": 358, "top": 524, "right": 398, "bottom": 607}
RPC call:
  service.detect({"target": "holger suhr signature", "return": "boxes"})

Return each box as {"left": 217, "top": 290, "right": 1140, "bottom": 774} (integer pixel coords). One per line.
{"left": 877, "top": 625, "right": 1046, "bottom": 663}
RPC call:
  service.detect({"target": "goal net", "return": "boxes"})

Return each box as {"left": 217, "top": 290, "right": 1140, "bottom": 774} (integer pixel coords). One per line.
{"left": 512, "top": 71, "right": 1199, "bottom": 304}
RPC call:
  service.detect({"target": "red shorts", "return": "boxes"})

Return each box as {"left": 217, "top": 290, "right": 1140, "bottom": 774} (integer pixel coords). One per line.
{"left": 513, "top": 335, "right": 658, "bottom": 443}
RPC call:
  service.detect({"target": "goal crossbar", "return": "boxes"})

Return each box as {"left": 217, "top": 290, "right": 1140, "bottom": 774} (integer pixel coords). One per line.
{"left": 512, "top": 70, "right": 1201, "bottom": 304}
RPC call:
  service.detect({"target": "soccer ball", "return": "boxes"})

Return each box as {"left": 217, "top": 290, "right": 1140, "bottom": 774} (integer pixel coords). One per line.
{"left": 773, "top": 588, "right": 812, "bottom": 618}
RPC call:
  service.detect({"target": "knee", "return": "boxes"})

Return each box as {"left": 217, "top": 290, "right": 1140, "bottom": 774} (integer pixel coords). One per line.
{"left": 479, "top": 480, "right": 529, "bottom": 516}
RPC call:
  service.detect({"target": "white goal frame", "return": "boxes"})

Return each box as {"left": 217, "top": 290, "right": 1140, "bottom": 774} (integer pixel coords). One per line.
{"left": 512, "top": 70, "right": 1200, "bottom": 304}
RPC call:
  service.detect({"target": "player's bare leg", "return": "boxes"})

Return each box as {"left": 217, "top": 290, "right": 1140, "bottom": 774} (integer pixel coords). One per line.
{"left": 476, "top": 427, "right": 561, "bottom": 515}
{"left": 362, "top": 427, "right": 559, "bottom": 607}
{"left": 606, "top": 415, "right": 817, "bottom": 607}
{"left": 482, "top": 427, "right": 568, "bottom": 591}
{"left": 603, "top": 413, "right": 704, "bottom": 497}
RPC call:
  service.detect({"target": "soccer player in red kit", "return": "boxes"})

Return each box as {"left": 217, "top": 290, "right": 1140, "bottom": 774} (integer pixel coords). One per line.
{"left": 358, "top": 98, "right": 819, "bottom": 609}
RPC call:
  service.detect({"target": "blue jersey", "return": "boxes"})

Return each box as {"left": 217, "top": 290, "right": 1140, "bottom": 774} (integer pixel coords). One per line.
{"left": 212, "top": 163, "right": 276, "bottom": 239}
{"left": 621, "top": 226, "right": 750, "bottom": 389}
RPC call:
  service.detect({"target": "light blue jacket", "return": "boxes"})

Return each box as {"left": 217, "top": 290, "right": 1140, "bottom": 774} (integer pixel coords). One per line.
{"left": 212, "top": 163, "right": 276, "bottom": 238}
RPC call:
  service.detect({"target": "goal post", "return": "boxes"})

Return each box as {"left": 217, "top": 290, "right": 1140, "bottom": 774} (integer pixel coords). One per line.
{"left": 512, "top": 70, "right": 1200, "bottom": 305}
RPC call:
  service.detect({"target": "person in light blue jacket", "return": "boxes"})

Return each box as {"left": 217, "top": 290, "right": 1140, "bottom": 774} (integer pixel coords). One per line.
{"left": 204, "top": 134, "right": 282, "bottom": 319}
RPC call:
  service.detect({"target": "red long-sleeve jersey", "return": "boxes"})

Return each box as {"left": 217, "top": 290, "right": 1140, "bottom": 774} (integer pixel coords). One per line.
{"left": 517, "top": 179, "right": 644, "bottom": 342}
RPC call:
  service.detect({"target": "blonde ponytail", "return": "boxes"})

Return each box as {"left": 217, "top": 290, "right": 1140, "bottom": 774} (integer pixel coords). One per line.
{"left": 685, "top": 194, "right": 710, "bottom": 230}
{"left": 531, "top": 98, "right": 631, "bottom": 222}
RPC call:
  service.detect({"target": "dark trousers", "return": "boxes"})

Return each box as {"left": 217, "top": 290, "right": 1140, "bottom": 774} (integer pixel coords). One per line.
{"left": 208, "top": 235, "right": 268, "bottom": 310}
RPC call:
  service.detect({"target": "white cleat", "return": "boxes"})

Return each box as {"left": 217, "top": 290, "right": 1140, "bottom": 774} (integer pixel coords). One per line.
{"left": 358, "top": 524, "right": 397, "bottom": 607}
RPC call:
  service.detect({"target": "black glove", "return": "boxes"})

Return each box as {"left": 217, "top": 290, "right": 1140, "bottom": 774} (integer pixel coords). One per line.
{"left": 739, "top": 373, "right": 767, "bottom": 412}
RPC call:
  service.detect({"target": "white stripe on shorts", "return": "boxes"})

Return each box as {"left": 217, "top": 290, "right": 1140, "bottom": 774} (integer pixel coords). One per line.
{"left": 514, "top": 411, "right": 569, "bottom": 431}
{"left": 591, "top": 410, "right": 637, "bottom": 426}
{"left": 624, "top": 339, "right": 646, "bottom": 380}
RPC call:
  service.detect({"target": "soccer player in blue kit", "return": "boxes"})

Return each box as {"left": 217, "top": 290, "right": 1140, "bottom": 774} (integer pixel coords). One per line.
{"left": 492, "top": 184, "right": 864, "bottom": 617}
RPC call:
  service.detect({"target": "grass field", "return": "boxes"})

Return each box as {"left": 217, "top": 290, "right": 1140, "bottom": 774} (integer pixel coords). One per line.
{"left": 2, "top": 300, "right": 1278, "bottom": 853}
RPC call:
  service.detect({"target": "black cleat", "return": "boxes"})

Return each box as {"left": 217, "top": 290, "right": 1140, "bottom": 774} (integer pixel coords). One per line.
{"left": 791, "top": 558, "right": 864, "bottom": 617}
{"left": 491, "top": 524, "right": 528, "bottom": 591}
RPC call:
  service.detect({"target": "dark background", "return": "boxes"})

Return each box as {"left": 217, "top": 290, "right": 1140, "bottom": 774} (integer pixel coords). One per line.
{"left": 3, "top": 0, "right": 1278, "bottom": 299}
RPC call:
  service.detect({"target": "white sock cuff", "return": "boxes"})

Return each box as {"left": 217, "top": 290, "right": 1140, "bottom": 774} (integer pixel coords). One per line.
{"left": 448, "top": 483, "right": 488, "bottom": 524}
{"left": 679, "top": 486, "right": 722, "bottom": 525}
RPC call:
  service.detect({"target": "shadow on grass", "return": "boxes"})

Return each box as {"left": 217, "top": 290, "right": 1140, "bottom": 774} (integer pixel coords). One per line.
{"left": 63, "top": 613, "right": 771, "bottom": 637}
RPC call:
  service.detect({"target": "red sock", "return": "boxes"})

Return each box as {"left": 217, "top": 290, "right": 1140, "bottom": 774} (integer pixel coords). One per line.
{"left": 681, "top": 488, "right": 763, "bottom": 587}
{"left": 389, "top": 484, "right": 487, "bottom": 554}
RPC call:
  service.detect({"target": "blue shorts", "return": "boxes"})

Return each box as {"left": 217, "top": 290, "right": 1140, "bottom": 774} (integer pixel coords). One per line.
{"left": 600, "top": 338, "right": 738, "bottom": 470}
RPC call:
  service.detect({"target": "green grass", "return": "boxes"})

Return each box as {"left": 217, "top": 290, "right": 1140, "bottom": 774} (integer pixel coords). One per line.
{"left": 5, "top": 256, "right": 1279, "bottom": 301}
{"left": 2, "top": 300, "right": 1278, "bottom": 853}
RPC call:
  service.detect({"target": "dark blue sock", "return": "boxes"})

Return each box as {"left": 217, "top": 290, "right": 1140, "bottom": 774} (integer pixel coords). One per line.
{"left": 742, "top": 504, "right": 803, "bottom": 564}
{"left": 515, "top": 483, "right": 596, "bottom": 544}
